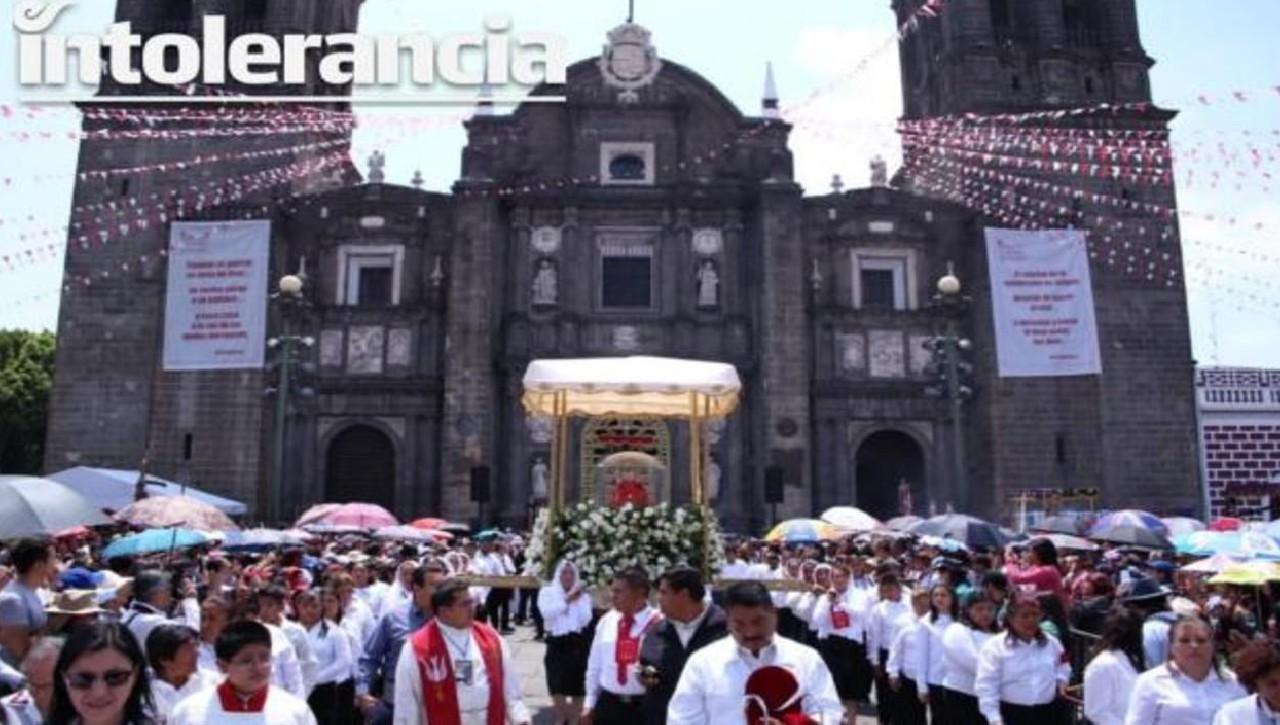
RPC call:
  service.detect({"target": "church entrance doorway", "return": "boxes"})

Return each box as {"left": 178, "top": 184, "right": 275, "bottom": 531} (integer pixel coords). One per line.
{"left": 854, "top": 430, "right": 926, "bottom": 520}
{"left": 325, "top": 425, "right": 396, "bottom": 510}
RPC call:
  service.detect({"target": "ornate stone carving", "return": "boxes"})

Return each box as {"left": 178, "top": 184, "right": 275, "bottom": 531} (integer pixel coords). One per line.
{"left": 599, "top": 22, "right": 662, "bottom": 104}
{"left": 532, "top": 259, "right": 558, "bottom": 307}
{"left": 870, "top": 154, "right": 888, "bottom": 187}
{"left": 530, "top": 456, "right": 549, "bottom": 503}
{"left": 320, "top": 329, "right": 344, "bottom": 367}
{"left": 346, "top": 326, "right": 384, "bottom": 375}
{"left": 531, "top": 226, "right": 562, "bottom": 255}
{"left": 909, "top": 335, "right": 932, "bottom": 376}
{"left": 696, "top": 260, "right": 720, "bottom": 308}
{"left": 527, "top": 415, "right": 554, "bottom": 444}
{"left": 836, "top": 332, "right": 865, "bottom": 376}
{"left": 387, "top": 328, "right": 412, "bottom": 367}
{"left": 691, "top": 228, "right": 723, "bottom": 256}
{"left": 367, "top": 150, "right": 386, "bottom": 183}
{"left": 868, "top": 330, "right": 905, "bottom": 379}
{"left": 613, "top": 326, "right": 640, "bottom": 351}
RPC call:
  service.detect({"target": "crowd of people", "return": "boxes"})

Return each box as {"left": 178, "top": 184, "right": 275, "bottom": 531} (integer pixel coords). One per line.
{"left": 0, "top": 525, "right": 1279, "bottom": 724}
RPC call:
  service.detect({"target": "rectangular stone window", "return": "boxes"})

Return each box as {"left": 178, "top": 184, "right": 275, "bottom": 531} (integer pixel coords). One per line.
{"left": 602, "top": 257, "right": 652, "bottom": 309}
{"left": 337, "top": 245, "right": 404, "bottom": 307}
{"left": 854, "top": 255, "right": 911, "bottom": 311}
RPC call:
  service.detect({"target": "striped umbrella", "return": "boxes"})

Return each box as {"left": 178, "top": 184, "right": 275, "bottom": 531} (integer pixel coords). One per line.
{"left": 764, "top": 519, "right": 842, "bottom": 543}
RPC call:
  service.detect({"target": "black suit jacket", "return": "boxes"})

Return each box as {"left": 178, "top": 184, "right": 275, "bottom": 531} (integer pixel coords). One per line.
{"left": 639, "top": 604, "right": 729, "bottom": 725}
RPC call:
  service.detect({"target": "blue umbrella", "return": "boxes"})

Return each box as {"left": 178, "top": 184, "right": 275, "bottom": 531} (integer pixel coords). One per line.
{"left": 102, "top": 529, "right": 208, "bottom": 559}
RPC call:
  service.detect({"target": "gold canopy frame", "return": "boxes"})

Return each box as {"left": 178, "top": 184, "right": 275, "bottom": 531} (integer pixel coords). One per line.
{"left": 521, "top": 356, "right": 743, "bottom": 521}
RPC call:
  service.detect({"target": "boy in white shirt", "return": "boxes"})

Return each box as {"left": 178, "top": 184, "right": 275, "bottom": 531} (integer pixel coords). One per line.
{"left": 168, "top": 620, "right": 316, "bottom": 724}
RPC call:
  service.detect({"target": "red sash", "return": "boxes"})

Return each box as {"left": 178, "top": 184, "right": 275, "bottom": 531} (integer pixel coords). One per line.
{"left": 411, "top": 620, "right": 505, "bottom": 725}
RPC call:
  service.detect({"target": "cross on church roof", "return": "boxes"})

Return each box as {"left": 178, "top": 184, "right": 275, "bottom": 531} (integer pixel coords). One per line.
{"left": 628, "top": 0, "right": 635, "bottom": 23}
{"left": 830, "top": 174, "right": 845, "bottom": 194}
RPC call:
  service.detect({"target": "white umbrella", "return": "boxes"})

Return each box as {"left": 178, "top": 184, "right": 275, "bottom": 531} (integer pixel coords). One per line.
{"left": 0, "top": 476, "right": 111, "bottom": 537}
{"left": 820, "top": 506, "right": 881, "bottom": 533}
{"left": 1181, "top": 553, "right": 1246, "bottom": 574}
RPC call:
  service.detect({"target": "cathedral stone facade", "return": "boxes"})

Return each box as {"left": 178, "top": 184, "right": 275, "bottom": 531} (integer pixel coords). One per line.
{"left": 44, "top": 0, "right": 1203, "bottom": 531}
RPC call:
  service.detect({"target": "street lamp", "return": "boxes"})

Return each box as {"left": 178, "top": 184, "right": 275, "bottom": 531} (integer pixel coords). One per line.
{"left": 926, "top": 261, "right": 973, "bottom": 511}
{"left": 268, "top": 273, "right": 312, "bottom": 525}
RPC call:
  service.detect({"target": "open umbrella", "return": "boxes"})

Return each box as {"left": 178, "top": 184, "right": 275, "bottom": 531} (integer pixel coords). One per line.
{"left": 297, "top": 503, "right": 397, "bottom": 531}
{"left": 102, "top": 529, "right": 208, "bottom": 559}
{"left": 1180, "top": 553, "right": 1246, "bottom": 574}
{"left": 1088, "top": 510, "right": 1169, "bottom": 538}
{"left": 0, "top": 476, "right": 111, "bottom": 537}
{"left": 883, "top": 516, "right": 923, "bottom": 532}
{"left": 909, "top": 514, "right": 1009, "bottom": 550}
{"left": 374, "top": 525, "right": 446, "bottom": 543}
{"left": 1030, "top": 515, "right": 1085, "bottom": 536}
{"left": 410, "top": 518, "right": 449, "bottom": 531}
{"left": 820, "top": 507, "right": 881, "bottom": 533}
{"left": 295, "top": 503, "right": 341, "bottom": 528}
{"left": 1161, "top": 517, "right": 1206, "bottom": 538}
{"left": 1038, "top": 533, "right": 1099, "bottom": 552}
{"left": 1209, "top": 562, "right": 1280, "bottom": 586}
{"left": 115, "top": 496, "right": 238, "bottom": 532}
{"left": 1209, "top": 518, "right": 1244, "bottom": 532}
{"left": 1090, "top": 522, "right": 1173, "bottom": 550}
{"left": 764, "top": 519, "right": 842, "bottom": 544}
{"left": 222, "top": 529, "right": 292, "bottom": 552}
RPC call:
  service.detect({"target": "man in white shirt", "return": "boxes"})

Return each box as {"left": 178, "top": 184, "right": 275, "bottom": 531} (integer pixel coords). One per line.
{"left": 583, "top": 567, "right": 664, "bottom": 725}
{"left": 391, "top": 579, "right": 531, "bottom": 725}
{"left": 352, "top": 559, "right": 390, "bottom": 622}
{"left": 123, "top": 570, "right": 175, "bottom": 652}
{"left": 667, "top": 581, "right": 845, "bottom": 725}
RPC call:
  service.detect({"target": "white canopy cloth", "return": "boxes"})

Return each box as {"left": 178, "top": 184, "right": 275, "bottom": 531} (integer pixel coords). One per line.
{"left": 521, "top": 357, "right": 741, "bottom": 418}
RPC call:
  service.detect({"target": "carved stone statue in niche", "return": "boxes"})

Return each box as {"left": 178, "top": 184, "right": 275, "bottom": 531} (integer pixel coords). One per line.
{"left": 530, "top": 457, "right": 549, "bottom": 504}
{"left": 696, "top": 259, "right": 720, "bottom": 308}
{"left": 704, "top": 455, "right": 722, "bottom": 504}
{"left": 532, "top": 259, "right": 558, "bottom": 307}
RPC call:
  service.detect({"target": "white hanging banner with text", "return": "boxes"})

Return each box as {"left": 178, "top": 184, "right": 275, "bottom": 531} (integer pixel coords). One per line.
{"left": 163, "top": 220, "right": 271, "bottom": 371}
{"left": 984, "top": 228, "right": 1102, "bottom": 378}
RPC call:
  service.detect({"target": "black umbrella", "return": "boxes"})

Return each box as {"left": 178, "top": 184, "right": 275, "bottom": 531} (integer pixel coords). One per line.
{"left": 1087, "top": 522, "right": 1173, "bottom": 550}
{"left": 909, "top": 514, "right": 1010, "bottom": 550}
{"left": 1030, "top": 515, "right": 1084, "bottom": 536}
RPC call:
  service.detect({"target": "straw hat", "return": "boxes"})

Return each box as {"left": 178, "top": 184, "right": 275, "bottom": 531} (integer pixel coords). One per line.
{"left": 45, "top": 590, "right": 104, "bottom": 616}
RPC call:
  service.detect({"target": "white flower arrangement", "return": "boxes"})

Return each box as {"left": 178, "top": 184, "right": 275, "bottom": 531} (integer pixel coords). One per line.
{"left": 528, "top": 501, "right": 725, "bottom": 585}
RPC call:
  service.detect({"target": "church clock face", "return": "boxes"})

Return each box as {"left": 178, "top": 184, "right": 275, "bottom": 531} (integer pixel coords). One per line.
{"left": 691, "top": 228, "right": 723, "bottom": 256}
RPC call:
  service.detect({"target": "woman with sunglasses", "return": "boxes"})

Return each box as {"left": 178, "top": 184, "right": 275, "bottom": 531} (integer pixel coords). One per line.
{"left": 47, "top": 621, "right": 154, "bottom": 725}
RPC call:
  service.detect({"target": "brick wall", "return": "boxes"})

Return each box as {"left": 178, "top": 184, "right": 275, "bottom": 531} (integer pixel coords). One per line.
{"left": 1203, "top": 423, "right": 1280, "bottom": 518}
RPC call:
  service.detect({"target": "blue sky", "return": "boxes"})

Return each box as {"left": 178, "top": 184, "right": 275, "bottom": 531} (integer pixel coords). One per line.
{"left": 0, "top": 0, "right": 1276, "bottom": 367}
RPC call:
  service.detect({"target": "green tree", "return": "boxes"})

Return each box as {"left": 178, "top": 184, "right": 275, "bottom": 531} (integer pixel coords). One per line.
{"left": 0, "top": 330, "right": 56, "bottom": 474}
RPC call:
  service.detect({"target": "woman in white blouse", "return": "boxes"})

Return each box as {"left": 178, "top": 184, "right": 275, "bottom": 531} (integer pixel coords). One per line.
{"left": 923, "top": 584, "right": 956, "bottom": 725}
{"left": 942, "top": 591, "right": 999, "bottom": 724}
{"left": 974, "top": 592, "right": 1071, "bottom": 725}
{"left": 1125, "top": 616, "right": 1245, "bottom": 725}
{"left": 536, "top": 559, "right": 594, "bottom": 725}
{"left": 1214, "top": 639, "right": 1280, "bottom": 724}
{"left": 300, "top": 587, "right": 356, "bottom": 725}
{"left": 1082, "top": 607, "right": 1144, "bottom": 725}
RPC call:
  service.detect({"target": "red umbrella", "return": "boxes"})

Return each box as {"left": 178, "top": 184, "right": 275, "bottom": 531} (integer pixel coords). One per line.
{"left": 1209, "top": 517, "right": 1244, "bottom": 532}
{"left": 298, "top": 503, "right": 397, "bottom": 531}
{"left": 410, "top": 518, "right": 449, "bottom": 531}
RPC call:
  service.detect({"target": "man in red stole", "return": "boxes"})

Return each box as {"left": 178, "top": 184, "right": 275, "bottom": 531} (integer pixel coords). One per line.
{"left": 392, "top": 579, "right": 531, "bottom": 725}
